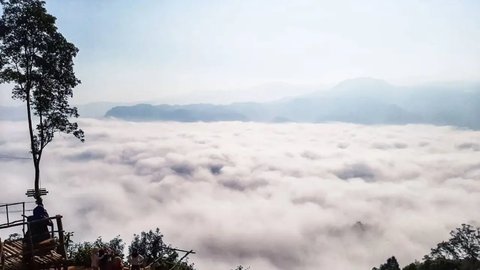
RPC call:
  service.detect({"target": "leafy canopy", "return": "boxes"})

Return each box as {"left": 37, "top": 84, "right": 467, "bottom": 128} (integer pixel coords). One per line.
{"left": 372, "top": 256, "right": 401, "bottom": 270}
{"left": 428, "top": 224, "right": 480, "bottom": 261}
{"left": 67, "top": 229, "right": 195, "bottom": 270}
{"left": 0, "top": 0, "right": 84, "bottom": 158}
{"left": 374, "top": 224, "right": 480, "bottom": 270}
{"left": 129, "top": 228, "right": 195, "bottom": 270}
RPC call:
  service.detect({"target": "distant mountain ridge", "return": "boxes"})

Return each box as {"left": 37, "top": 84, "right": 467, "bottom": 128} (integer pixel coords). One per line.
{"left": 105, "top": 78, "right": 480, "bottom": 129}
{"left": 2, "top": 78, "right": 479, "bottom": 129}
{"left": 106, "top": 103, "right": 247, "bottom": 122}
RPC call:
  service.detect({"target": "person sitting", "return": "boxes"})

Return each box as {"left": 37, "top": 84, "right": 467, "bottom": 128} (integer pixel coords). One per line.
{"left": 25, "top": 198, "right": 52, "bottom": 244}
{"left": 23, "top": 198, "right": 55, "bottom": 262}
{"left": 32, "top": 198, "right": 52, "bottom": 224}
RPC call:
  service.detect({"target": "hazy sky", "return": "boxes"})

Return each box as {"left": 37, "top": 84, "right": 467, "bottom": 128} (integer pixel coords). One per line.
{"left": 1, "top": 0, "right": 479, "bottom": 105}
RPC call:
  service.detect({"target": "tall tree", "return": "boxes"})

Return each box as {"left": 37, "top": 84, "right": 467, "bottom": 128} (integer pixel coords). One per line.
{"left": 0, "top": 0, "right": 84, "bottom": 200}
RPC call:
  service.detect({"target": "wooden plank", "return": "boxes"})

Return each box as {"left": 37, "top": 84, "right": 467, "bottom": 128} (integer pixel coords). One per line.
{"left": 11, "top": 242, "right": 22, "bottom": 250}
{"left": 2, "top": 241, "right": 22, "bottom": 267}
{"left": 2, "top": 239, "right": 66, "bottom": 270}
{"left": 25, "top": 188, "right": 48, "bottom": 197}
{"left": 3, "top": 242, "right": 21, "bottom": 255}
{"left": 2, "top": 242, "right": 21, "bottom": 257}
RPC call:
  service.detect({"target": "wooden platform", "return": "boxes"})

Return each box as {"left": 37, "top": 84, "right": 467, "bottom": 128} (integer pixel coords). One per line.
{"left": 1, "top": 239, "right": 65, "bottom": 270}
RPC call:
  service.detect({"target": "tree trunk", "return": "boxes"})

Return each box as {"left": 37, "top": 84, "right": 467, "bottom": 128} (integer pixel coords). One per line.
{"left": 34, "top": 158, "right": 40, "bottom": 199}
{"left": 26, "top": 87, "right": 40, "bottom": 200}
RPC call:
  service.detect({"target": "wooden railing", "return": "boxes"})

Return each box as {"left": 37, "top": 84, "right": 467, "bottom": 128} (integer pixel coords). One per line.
{"left": 5, "top": 215, "right": 66, "bottom": 259}
{"left": 0, "top": 202, "right": 28, "bottom": 235}
{"left": 1, "top": 215, "right": 68, "bottom": 270}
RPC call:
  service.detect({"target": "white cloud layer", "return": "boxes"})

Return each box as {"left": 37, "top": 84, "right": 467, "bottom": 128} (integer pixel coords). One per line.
{"left": 1, "top": 120, "right": 480, "bottom": 269}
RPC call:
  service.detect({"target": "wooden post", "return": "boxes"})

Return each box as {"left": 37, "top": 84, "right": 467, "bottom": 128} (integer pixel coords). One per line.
{"left": 5, "top": 205, "right": 8, "bottom": 226}
{"left": 22, "top": 202, "right": 26, "bottom": 236}
{"left": 55, "top": 215, "right": 67, "bottom": 270}
{"left": 27, "top": 221, "right": 34, "bottom": 267}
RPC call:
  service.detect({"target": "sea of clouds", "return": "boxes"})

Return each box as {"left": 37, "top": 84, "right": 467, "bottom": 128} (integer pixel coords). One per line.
{"left": 1, "top": 119, "right": 480, "bottom": 270}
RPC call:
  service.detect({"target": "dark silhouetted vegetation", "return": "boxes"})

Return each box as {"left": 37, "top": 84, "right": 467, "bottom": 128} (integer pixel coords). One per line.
{"left": 232, "top": 266, "right": 250, "bottom": 270}
{"left": 372, "top": 256, "right": 400, "bottom": 270}
{"left": 66, "top": 234, "right": 125, "bottom": 267}
{"left": 129, "top": 228, "right": 194, "bottom": 270}
{"left": 67, "top": 228, "right": 195, "bottom": 270}
{"left": 373, "top": 224, "right": 480, "bottom": 270}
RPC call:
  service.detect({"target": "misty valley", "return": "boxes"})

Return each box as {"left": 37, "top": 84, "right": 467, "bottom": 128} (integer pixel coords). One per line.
{"left": 2, "top": 120, "right": 480, "bottom": 269}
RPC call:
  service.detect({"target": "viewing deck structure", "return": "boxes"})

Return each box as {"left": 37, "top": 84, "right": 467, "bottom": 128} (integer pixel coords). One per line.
{"left": 0, "top": 202, "right": 68, "bottom": 270}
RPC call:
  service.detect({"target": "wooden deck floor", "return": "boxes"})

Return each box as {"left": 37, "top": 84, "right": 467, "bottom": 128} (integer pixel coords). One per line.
{"left": 1, "top": 239, "right": 65, "bottom": 270}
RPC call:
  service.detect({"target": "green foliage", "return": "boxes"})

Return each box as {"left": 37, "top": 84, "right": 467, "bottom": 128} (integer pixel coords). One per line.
{"left": 428, "top": 224, "right": 480, "bottom": 261}
{"left": 404, "top": 257, "right": 480, "bottom": 270}
{"left": 372, "top": 256, "right": 400, "bottom": 270}
{"left": 0, "top": 0, "right": 83, "bottom": 197}
{"left": 128, "top": 228, "right": 195, "bottom": 270}
{"left": 402, "top": 262, "right": 418, "bottom": 270}
{"left": 67, "top": 229, "right": 195, "bottom": 270}
{"left": 374, "top": 225, "right": 480, "bottom": 270}
{"left": 67, "top": 241, "right": 94, "bottom": 267}
{"left": 95, "top": 235, "right": 125, "bottom": 257}
{"left": 67, "top": 235, "right": 125, "bottom": 267}
{"left": 129, "top": 228, "right": 166, "bottom": 265}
